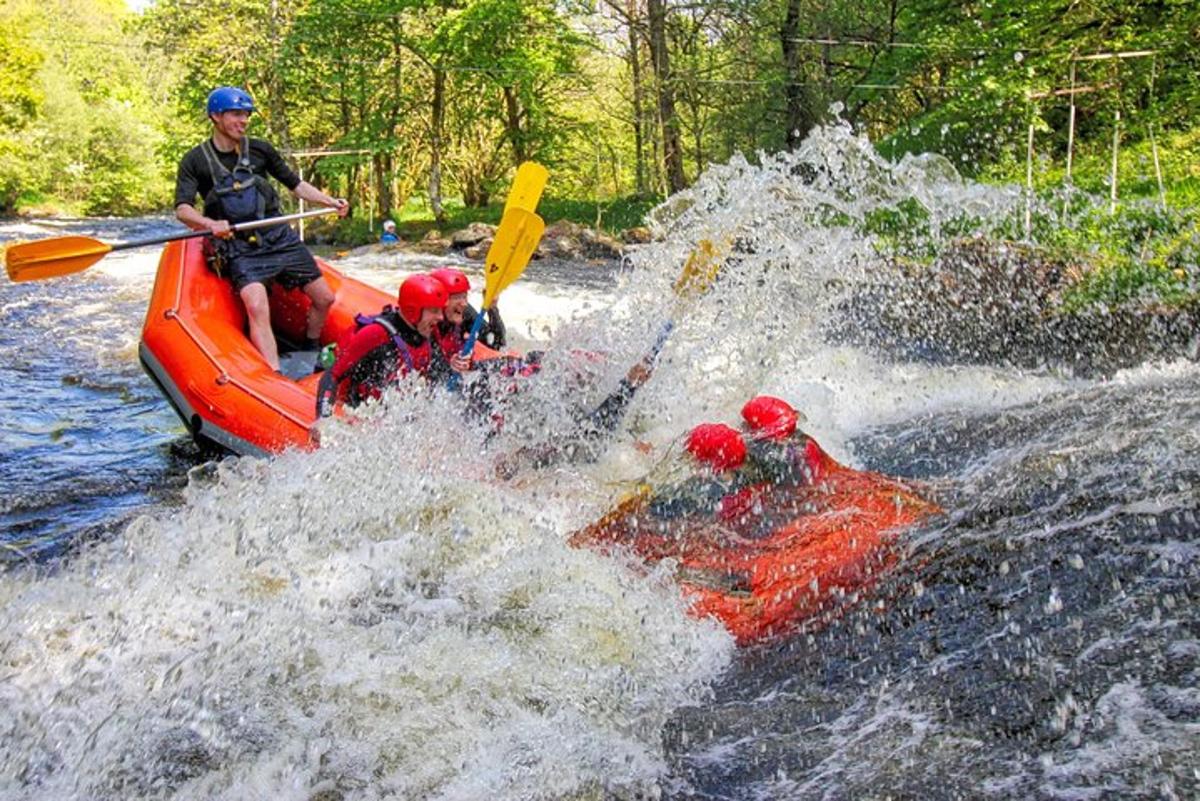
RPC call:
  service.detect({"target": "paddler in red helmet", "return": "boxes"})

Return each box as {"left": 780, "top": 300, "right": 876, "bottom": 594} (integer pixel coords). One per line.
{"left": 430, "top": 266, "right": 507, "bottom": 357}
{"left": 643, "top": 423, "right": 749, "bottom": 520}
{"left": 739, "top": 395, "right": 835, "bottom": 484}
{"left": 315, "top": 273, "right": 467, "bottom": 415}
{"left": 429, "top": 266, "right": 526, "bottom": 376}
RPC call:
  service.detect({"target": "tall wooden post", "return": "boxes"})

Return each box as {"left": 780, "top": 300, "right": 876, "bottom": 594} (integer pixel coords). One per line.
{"left": 298, "top": 164, "right": 307, "bottom": 241}
{"left": 1025, "top": 122, "right": 1035, "bottom": 239}
{"left": 1065, "top": 59, "right": 1077, "bottom": 184}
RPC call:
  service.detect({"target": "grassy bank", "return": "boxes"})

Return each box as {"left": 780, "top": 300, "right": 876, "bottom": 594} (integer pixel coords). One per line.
{"left": 865, "top": 129, "right": 1200, "bottom": 311}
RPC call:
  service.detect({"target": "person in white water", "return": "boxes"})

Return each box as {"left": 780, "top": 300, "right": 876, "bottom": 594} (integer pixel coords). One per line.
{"left": 738, "top": 395, "right": 832, "bottom": 486}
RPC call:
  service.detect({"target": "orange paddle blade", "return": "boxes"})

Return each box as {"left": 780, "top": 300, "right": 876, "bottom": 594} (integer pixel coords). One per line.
{"left": 503, "top": 162, "right": 549, "bottom": 215}
{"left": 4, "top": 236, "right": 113, "bottom": 282}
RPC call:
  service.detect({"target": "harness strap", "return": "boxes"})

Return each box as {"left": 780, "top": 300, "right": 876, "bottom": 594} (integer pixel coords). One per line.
{"left": 237, "top": 135, "right": 252, "bottom": 170}
{"left": 201, "top": 137, "right": 269, "bottom": 229}
{"left": 199, "top": 139, "right": 229, "bottom": 181}
{"left": 369, "top": 315, "right": 415, "bottom": 371}
{"left": 200, "top": 136, "right": 252, "bottom": 177}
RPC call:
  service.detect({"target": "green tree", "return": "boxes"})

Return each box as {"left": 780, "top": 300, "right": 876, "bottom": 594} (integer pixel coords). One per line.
{"left": 0, "top": 8, "right": 45, "bottom": 209}
{"left": 0, "top": 0, "right": 175, "bottom": 213}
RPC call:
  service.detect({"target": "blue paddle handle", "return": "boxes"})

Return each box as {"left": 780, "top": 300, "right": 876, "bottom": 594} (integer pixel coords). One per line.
{"left": 447, "top": 311, "right": 488, "bottom": 392}
{"left": 461, "top": 310, "right": 486, "bottom": 358}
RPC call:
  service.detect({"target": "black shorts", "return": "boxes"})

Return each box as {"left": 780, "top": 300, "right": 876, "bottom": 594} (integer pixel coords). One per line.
{"left": 224, "top": 224, "right": 322, "bottom": 292}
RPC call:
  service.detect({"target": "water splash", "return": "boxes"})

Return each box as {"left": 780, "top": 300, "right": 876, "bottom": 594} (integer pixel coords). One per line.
{"left": 3, "top": 122, "right": 1197, "bottom": 800}
{"left": 0, "top": 393, "right": 732, "bottom": 798}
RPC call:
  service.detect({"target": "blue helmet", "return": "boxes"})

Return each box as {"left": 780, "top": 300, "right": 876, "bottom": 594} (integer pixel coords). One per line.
{"left": 206, "top": 86, "right": 256, "bottom": 116}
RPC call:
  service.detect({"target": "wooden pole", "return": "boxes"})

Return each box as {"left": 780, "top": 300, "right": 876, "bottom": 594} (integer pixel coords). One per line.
{"left": 1065, "top": 59, "right": 1077, "bottom": 183}
{"left": 1148, "top": 57, "right": 1167, "bottom": 210}
{"left": 1109, "top": 60, "right": 1120, "bottom": 214}
{"left": 1025, "top": 122, "right": 1035, "bottom": 239}
{"left": 298, "top": 164, "right": 307, "bottom": 241}
{"left": 1110, "top": 108, "right": 1120, "bottom": 214}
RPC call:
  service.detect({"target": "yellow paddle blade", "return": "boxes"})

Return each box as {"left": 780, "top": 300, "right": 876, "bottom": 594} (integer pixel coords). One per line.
{"left": 503, "top": 161, "right": 549, "bottom": 214}
{"left": 4, "top": 236, "right": 113, "bottom": 282}
{"left": 482, "top": 208, "right": 545, "bottom": 309}
{"left": 673, "top": 238, "right": 728, "bottom": 301}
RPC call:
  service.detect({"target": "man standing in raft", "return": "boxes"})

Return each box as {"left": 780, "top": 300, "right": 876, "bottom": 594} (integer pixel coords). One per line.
{"left": 315, "top": 273, "right": 460, "bottom": 415}
{"left": 174, "top": 86, "right": 349, "bottom": 371}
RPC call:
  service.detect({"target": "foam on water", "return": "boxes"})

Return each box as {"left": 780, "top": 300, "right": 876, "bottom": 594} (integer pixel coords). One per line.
{"left": 0, "top": 392, "right": 733, "bottom": 798}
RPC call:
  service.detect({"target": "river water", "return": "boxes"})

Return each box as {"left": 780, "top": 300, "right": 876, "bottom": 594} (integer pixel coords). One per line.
{"left": 1, "top": 124, "right": 1197, "bottom": 800}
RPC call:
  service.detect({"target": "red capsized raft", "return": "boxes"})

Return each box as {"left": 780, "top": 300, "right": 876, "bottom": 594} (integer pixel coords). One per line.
{"left": 569, "top": 440, "right": 941, "bottom": 645}
{"left": 139, "top": 238, "right": 513, "bottom": 456}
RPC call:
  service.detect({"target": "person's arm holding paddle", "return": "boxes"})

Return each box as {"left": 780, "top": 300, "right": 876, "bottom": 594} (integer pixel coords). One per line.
{"left": 492, "top": 239, "right": 727, "bottom": 479}
{"left": 175, "top": 203, "right": 233, "bottom": 238}
{"left": 290, "top": 179, "right": 350, "bottom": 219}
{"left": 174, "top": 154, "right": 233, "bottom": 238}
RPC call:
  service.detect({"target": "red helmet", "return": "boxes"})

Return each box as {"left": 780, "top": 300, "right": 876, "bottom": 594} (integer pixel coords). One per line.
{"left": 741, "top": 395, "right": 798, "bottom": 441}
{"left": 685, "top": 423, "right": 747, "bottom": 472}
{"left": 397, "top": 274, "right": 449, "bottom": 326}
{"left": 430, "top": 267, "right": 470, "bottom": 296}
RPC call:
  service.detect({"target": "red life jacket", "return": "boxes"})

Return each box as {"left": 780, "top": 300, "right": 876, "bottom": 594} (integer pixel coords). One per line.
{"left": 332, "top": 308, "right": 436, "bottom": 407}
{"left": 436, "top": 320, "right": 465, "bottom": 363}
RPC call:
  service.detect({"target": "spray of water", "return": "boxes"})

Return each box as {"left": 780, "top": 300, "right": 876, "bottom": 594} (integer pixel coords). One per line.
{"left": 5, "top": 120, "right": 1193, "bottom": 799}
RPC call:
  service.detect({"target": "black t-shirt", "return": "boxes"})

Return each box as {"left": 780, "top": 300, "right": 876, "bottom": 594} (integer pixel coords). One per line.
{"left": 174, "top": 137, "right": 302, "bottom": 215}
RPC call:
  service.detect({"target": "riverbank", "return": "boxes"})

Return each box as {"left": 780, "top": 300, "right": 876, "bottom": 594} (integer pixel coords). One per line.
{"left": 322, "top": 218, "right": 631, "bottom": 265}
{"left": 1, "top": 194, "right": 652, "bottom": 265}
{"left": 297, "top": 194, "right": 658, "bottom": 252}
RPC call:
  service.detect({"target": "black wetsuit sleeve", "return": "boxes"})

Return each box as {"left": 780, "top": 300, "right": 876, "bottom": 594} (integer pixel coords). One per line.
{"left": 174, "top": 146, "right": 208, "bottom": 208}
{"left": 427, "top": 337, "right": 453, "bottom": 384}
{"left": 647, "top": 477, "right": 730, "bottom": 519}
{"left": 584, "top": 379, "right": 636, "bottom": 435}
{"left": 256, "top": 139, "right": 302, "bottom": 192}
{"left": 464, "top": 304, "right": 507, "bottom": 349}
{"left": 483, "top": 306, "right": 506, "bottom": 349}
{"left": 744, "top": 439, "right": 809, "bottom": 485}
{"left": 496, "top": 374, "right": 640, "bottom": 476}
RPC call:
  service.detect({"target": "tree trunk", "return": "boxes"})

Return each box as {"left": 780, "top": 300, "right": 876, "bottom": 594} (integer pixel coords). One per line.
{"left": 647, "top": 0, "right": 685, "bottom": 193}
{"left": 626, "top": 0, "right": 646, "bottom": 196}
{"left": 376, "top": 153, "right": 391, "bottom": 219}
{"left": 263, "top": 0, "right": 292, "bottom": 154}
{"left": 502, "top": 85, "right": 527, "bottom": 165}
{"left": 780, "top": 0, "right": 815, "bottom": 150}
{"left": 429, "top": 67, "right": 446, "bottom": 224}
{"left": 382, "top": 25, "right": 403, "bottom": 218}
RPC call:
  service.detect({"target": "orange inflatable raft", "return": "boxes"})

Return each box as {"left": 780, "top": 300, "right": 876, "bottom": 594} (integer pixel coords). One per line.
{"left": 570, "top": 441, "right": 940, "bottom": 645}
{"left": 138, "top": 238, "right": 393, "bottom": 455}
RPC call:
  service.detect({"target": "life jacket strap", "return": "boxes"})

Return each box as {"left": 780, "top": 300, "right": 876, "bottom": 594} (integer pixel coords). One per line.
{"left": 356, "top": 312, "right": 415, "bottom": 371}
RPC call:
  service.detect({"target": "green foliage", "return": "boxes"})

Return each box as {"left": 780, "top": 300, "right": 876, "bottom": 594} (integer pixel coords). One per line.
{"left": 0, "top": 0, "right": 1196, "bottom": 259}
{"left": 539, "top": 196, "right": 661, "bottom": 234}
{"left": 0, "top": 11, "right": 43, "bottom": 129}
{"left": 870, "top": 0, "right": 1200, "bottom": 176}
{"left": 383, "top": 192, "right": 656, "bottom": 242}
{"left": 1041, "top": 202, "right": 1200, "bottom": 310}
{"left": 0, "top": 0, "right": 175, "bottom": 213}
{"left": 0, "top": 6, "right": 46, "bottom": 209}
